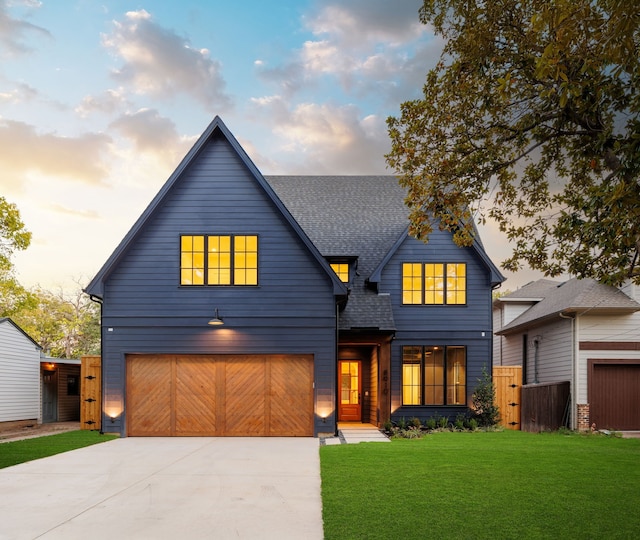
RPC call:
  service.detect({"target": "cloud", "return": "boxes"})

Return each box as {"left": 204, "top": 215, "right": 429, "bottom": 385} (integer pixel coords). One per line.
{"left": 0, "top": 0, "right": 50, "bottom": 57}
{"left": 0, "top": 118, "right": 112, "bottom": 192}
{"left": 75, "top": 88, "right": 130, "bottom": 117}
{"left": 102, "top": 9, "right": 232, "bottom": 111}
{"left": 250, "top": 97, "right": 390, "bottom": 174}
{"left": 304, "top": 0, "right": 425, "bottom": 48}
{"left": 109, "top": 108, "right": 193, "bottom": 167}
{"left": 46, "top": 203, "right": 100, "bottom": 219}
{"left": 258, "top": 0, "right": 436, "bottom": 103}
{"left": 0, "top": 80, "right": 38, "bottom": 104}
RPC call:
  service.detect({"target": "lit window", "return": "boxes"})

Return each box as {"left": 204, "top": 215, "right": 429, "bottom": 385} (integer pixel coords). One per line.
{"left": 181, "top": 235, "right": 205, "bottom": 285}
{"left": 234, "top": 235, "right": 258, "bottom": 285}
{"left": 402, "top": 346, "right": 466, "bottom": 405}
{"left": 181, "top": 235, "right": 258, "bottom": 286}
{"left": 208, "top": 235, "right": 231, "bottom": 285}
{"left": 402, "top": 263, "right": 423, "bottom": 304}
{"left": 402, "top": 263, "right": 466, "bottom": 305}
{"left": 330, "top": 263, "right": 349, "bottom": 282}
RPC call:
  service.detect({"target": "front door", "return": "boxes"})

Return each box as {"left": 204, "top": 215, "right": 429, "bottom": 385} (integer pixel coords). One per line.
{"left": 42, "top": 369, "right": 58, "bottom": 423}
{"left": 339, "top": 360, "right": 361, "bottom": 422}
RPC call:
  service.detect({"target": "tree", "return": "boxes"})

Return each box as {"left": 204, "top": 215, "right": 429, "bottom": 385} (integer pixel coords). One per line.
{"left": 0, "top": 197, "right": 34, "bottom": 316}
{"left": 386, "top": 0, "right": 640, "bottom": 286}
{"left": 0, "top": 197, "right": 31, "bottom": 273}
{"left": 12, "top": 283, "right": 100, "bottom": 358}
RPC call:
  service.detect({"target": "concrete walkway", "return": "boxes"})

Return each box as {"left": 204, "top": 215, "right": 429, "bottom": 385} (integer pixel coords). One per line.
{"left": 0, "top": 437, "right": 323, "bottom": 540}
{"left": 322, "top": 423, "right": 390, "bottom": 445}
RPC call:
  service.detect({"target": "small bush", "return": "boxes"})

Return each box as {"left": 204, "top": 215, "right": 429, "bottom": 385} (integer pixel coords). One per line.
{"left": 425, "top": 417, "right": 437, "bottom": 430}
{"left": 410, "top": 417, "right": 422, "bottom": 429}
{"left": 471, "top": 367, "right": 500, "bottom": 427}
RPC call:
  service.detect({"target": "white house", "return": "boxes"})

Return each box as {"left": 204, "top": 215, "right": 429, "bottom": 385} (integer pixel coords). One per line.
{"left": 493, "top": 279, "right": 640, "bottom": 431}
{"left": 0, "top": 318, "right": 42, "bottom": 426}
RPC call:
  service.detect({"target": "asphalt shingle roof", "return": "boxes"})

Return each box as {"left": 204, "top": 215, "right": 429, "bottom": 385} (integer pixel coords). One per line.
{"left": 266, "top": 176, "right": 409, "bottom": 331}
{"left": 497, "top": 278, "right": 640, "bottom": 334}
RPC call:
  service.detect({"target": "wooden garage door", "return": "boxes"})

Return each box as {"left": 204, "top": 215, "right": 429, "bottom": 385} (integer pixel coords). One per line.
{"left": 126, "top": 354, "right": 314, "bottom": 436}
{"left": 589, "top": 360, "right": 640, "bottom": 431}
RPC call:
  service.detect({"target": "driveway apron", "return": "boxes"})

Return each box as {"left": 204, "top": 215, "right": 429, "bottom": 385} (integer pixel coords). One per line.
{"left": 0, "top": 437, "right": 323, "bottom": 540}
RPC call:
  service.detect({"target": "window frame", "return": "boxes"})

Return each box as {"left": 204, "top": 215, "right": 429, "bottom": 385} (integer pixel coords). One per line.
{"left": 180, "top": 234, "right": 259, "bottom": 286}
{"left": 402, "top": 262, "right": 467, "bottom": 305}
{"left": 401, "top": 345, "right": 467, "bottom": 406}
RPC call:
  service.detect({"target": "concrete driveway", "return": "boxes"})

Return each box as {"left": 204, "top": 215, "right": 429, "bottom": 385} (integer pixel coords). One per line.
{"left": 0, "top": 437, "right": 323, "bottom": 540}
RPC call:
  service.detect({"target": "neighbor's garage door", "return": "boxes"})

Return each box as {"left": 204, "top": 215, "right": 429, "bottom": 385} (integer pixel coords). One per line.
{"left": 589, "top": 360, "right": 640, "bottom": 431}
{"left": 126, "top": 354, "right": 314, "bottom": 436}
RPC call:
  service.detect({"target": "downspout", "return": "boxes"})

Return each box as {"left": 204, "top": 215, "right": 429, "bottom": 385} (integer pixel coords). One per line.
{"left": 533, "top": 338, "right": 540, "bottom": 384}
{"left": 334, "top": 302, "right": 340, "bottom": 436}
{"left": 559, "top": 311, "right": 576, "bottom": 429}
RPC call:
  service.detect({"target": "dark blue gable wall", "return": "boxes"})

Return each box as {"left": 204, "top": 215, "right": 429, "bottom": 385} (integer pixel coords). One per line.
{"left": 379, "top": 231, "right": 494, "bottom": 422}
{"left": 100, "top": 132, "right": 338, "bottom": 435}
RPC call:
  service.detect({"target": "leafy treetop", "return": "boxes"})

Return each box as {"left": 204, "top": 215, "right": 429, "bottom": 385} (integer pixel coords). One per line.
{"left": 387, "top": 0, "right": 640, "bottom": 286}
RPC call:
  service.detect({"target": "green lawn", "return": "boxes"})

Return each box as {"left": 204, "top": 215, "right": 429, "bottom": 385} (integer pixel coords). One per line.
{"left": 320, "top": 430, "right": 640, "bottom": 540}
{"left": 0, "top": 430, "right": 118, "bottom": 469}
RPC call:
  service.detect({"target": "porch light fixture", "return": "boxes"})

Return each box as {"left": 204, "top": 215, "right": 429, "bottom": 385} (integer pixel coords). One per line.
{"left": 208, "top": 308, "right": 224, "bottom": 326}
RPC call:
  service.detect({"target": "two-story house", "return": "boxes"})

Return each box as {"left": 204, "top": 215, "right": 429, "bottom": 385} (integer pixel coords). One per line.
{"left": 85, "top": 116, "right": 504, "bottom": 437}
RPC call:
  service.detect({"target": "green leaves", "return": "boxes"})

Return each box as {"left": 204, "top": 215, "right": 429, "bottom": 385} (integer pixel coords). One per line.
{"left": 386, "top": 0, "right": 640, "bottom": 285}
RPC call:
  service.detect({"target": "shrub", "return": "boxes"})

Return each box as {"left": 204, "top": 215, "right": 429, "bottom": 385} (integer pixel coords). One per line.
{"left": 410, "top": 417, "right": 422, "bottom": 429}
{"left": 471, "top": 367, "right": 500, "bottom": 427}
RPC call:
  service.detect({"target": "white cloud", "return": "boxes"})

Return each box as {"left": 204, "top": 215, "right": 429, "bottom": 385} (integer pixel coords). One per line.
{"left": 109, "top": 108, "right": 193, "bottom": 169}
{"left": 0, "top": 118, "right": 112, "bottom": 192}
{"left": 0, "top": 80, "right": 38, "bottom": 103}
{"left": 250, "top": 97, "right": 390, "bottom": 174}
{"left": 0, "top": 0, "right": 50, "bottom": 57}
{"left": 257, "top": 0, "right": 436, "bottom": 104}
{"left": 102, "top": 9, "right": 232, "bottom": 111}
{"left": 304, "top": 0, "right": 425, "bottom": 48}
{"left": 75, "top": 88, "right": 130, "bottom": 117}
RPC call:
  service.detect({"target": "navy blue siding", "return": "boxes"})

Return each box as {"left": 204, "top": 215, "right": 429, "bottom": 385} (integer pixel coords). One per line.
{"left": 100, "top": 133, "right": 337, "bottom": 436}
{"left": 379, "top": 232, "right": 494, "bottom": 423}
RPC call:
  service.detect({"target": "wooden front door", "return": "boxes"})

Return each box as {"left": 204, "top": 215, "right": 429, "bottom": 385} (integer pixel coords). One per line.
{"left": 339, "top": 360, "right": 361, "bottom": 422}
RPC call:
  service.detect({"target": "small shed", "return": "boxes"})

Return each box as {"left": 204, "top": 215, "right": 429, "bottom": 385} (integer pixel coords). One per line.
{"left": 0, "top": 318, "right": 42, "bottom": 427}
{"left": 40, "top": 355, "right": 81, "bottom": 423}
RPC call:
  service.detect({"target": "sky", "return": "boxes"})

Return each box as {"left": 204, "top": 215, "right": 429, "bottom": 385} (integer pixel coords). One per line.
{"left": 1, "top": 0, "right": 546, "bottom": 297}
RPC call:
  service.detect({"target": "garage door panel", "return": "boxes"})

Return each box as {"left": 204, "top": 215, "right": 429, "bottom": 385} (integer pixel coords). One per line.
{"left": 175, "top": 358, "right": 217, "bottom": 435}
{"left": 127, "top": 354, "right": 314, "bottom": 437}
{"left": 127, "top": 356, "right": 172, "bottom": 436}
{"left": 591, "top": 362, "right": 640, "bottom": 431}
{"left": 225, "top": 358, "right": 266, "bottom": 436}
{"left": 269, "top": 356, "right": 314, "bottom": 436}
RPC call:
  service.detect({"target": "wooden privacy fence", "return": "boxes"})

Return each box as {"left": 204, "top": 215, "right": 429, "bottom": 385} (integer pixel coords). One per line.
{"left": 80, "top": 355, "right": 101, "bottom": 430}
{"left": 521, "top": 381, "right": 570, "bottom": 432}
{"left": 493, "top": 366, "right": 522, "bottom": 430}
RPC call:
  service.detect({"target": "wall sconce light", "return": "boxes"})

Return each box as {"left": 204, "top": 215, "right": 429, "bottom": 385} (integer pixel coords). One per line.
{"left": 208, "top": 308, "right": 224, "bottom": 326}
{"left": 110, "top": 415, "right": 116, "bottom": 423}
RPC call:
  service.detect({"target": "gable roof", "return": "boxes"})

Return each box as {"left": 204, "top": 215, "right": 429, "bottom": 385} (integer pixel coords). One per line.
{"left": 84, "top": 117, "right": 347, "bottom": 299}
{"left": 0, "top": 318, "right": 42, "bottom": 350}
{"left": 496, "top": 278, "right": 640, "bottom": 334}
{"left": 266, "top": 176, "right": 504, "bottom": 331}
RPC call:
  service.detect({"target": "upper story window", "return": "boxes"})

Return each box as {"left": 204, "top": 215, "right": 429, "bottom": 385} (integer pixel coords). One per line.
{"left": 402, "top": 263, "right": 466, "bottom": 305}
{"left": 330, "top": 263, "right": 350, "bottom": 283}
{"left": 180, "top": 235, "right": 258, "bottom": 286}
